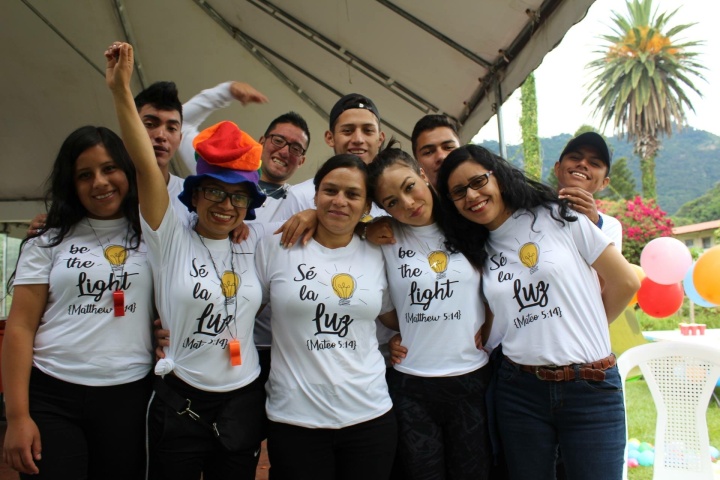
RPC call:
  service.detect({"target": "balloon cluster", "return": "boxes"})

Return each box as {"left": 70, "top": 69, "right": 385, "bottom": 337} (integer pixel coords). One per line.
{"left": 629, "top": 239, "right": 720, "bottom": 318}
{"left": 626, "top": 439, "right": 720, "bottom": 469}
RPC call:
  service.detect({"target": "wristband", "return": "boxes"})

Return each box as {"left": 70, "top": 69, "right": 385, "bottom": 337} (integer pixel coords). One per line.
{"left": 595, "top": 215, "right": 604, "bottom": 229}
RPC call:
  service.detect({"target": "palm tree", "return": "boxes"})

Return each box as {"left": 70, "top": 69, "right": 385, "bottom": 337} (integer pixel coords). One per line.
{"left": 585, "top": 0, "right": 705, "bottom": 200}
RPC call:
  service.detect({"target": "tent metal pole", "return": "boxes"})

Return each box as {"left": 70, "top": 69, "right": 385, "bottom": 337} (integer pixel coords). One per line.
{"left": 495, "top": 80, "right": 508, "bottom": 159}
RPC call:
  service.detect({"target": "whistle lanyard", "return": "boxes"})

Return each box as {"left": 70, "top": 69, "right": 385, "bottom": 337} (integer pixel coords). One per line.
{"left": 87, "top": 218, "right": 131, "bottom": 317}
{"left": 196, "top": 232, "right": 242, "bottom": 366}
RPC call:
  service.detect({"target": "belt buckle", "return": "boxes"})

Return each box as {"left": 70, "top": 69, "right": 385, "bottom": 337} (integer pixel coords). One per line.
{"left": 535, "top": 364, "right": 558, "bottom": 380}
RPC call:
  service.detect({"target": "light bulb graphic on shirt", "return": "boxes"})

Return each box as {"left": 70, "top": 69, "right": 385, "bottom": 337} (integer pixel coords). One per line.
{"left": 103, "top": 245, "right": 128, "bottom": 274}
{"left": 221, "top": 270, "right": 240, "bottom": 305}
{"left": 519, "top": 242, "right": 540, "bottom": 273}
{"left": 427, "top": 250, "right": 449, "bottom": 279}
{"left": 332, "top": 273, "right": 356, "bottom": 305}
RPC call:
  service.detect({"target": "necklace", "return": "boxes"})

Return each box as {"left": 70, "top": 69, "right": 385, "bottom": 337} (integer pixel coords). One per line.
{"left": 196, "top": 231, "right": 242, "bottom": 367}
{"left": 259, "top": 182, "right": 288, "bottom": 199}
{"left": 87, "top": 218, "right": 132, "bottom": 317}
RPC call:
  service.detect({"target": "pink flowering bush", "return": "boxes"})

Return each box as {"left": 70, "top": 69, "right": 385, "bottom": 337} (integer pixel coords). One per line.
{"left": 596, "top": 196, "right": 674, "bottom": 265}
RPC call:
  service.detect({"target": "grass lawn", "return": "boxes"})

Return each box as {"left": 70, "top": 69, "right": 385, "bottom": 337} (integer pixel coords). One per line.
{"left": 625, "top": 379, "right": 720, "bottom": 480}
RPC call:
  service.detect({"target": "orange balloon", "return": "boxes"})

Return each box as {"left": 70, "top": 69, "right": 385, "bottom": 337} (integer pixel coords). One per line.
{"left": 693, "top": 245, "right": 720, "bottom": 305}
{"left": 628, "top": 264, "right": 646, "bottom": 306}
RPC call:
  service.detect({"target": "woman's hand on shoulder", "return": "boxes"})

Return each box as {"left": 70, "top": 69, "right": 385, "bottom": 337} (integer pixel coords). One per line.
{"left": 275, "top": 209, "right": 317, "bottom": 248}
{"left": 3, "top": 415, "right": 41, "bottom": 475}
{"left": 362, "top": 217, "right": 396, "bottom": 245}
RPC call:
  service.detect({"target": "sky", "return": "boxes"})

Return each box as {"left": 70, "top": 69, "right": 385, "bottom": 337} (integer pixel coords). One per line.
{"left": 472, "top": 0, "right": 720, "bottom": 145}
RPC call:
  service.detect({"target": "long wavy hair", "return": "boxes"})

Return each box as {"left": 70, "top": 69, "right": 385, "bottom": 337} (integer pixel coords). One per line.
{"left": 367, "top": 139, "right": 443, "bottom": 223}
{"left": 435, "top": 145, "right": 575, "bottom": 271}
{"left": 39, "top": 126, "right": 141, "bottom": 248}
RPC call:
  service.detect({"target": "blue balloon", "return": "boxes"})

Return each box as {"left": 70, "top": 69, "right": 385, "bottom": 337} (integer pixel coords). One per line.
{"left": 684, "top": 263, "right": 718, "bottom": 308}
{"left": 638, "top": 450, "right": 655, "bottom": 467}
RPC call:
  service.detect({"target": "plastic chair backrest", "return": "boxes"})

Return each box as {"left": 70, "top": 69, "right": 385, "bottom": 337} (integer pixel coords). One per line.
{"left": 618, "top": 341, "right": 720, "bottom": 480}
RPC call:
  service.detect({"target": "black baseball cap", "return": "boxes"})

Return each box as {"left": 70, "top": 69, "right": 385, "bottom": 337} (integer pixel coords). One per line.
{"left": 559, "top": 132, "right": 611, "bottom": 170}
{"left": 328, "top": 93, "right": 380, "bottom": 130}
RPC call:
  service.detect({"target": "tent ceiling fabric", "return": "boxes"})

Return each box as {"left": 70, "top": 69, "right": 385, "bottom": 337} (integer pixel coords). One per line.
{"left": 0, "top": 0, "right": 594, "bottom": 230}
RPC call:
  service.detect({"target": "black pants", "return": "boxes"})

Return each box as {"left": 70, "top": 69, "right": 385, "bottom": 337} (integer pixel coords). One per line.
{"left": 23, "top": 367, "right": 151, "bottom": 480}
{"left": 388, "top": 365, "right": 492, "bottom": 480}
{"left": 147, "top": 374, "right": 266, "bottom": 480}
{"left": 267, "top": 409, "right": 397, "bottom": 480}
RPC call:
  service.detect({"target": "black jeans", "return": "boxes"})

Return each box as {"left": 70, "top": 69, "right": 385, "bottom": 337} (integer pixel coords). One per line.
{"left": 23, "top": 367, "right": 151, "bottom": 480}
{"left": 388, "top": 365, "right": 492, "bottom": 480}
{"left": 147, "top": 374, "right": 266, "bottom": 480}
{"left": 267, "top": 409, "right": 397, "bottom": 480}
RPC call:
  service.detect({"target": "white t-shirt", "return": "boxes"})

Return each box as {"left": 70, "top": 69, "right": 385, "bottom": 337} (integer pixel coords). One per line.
{"left": 483, "top": 207, "right": 612, "bottom": 365}
{"left": 167, "top": 173, "right": 197, "bottom": 227}
{"left": 143, "top": 205, "right": 266, "bottom": 392}
{"left": 600, "top": 211, "right": 622, "bottom": 250}
{"left": 14, "top": 218, "right": 154, "bottom": 386}
{"left": 255, "top": 234, "right": 394, "bottom": 428}
{"left": 381, "top": 221, "right": 489, "bottom": 377}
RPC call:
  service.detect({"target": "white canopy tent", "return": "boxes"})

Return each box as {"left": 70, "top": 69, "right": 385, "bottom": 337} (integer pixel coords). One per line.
{"left": 0, "top": 0, "right": 595, "bottom": 237}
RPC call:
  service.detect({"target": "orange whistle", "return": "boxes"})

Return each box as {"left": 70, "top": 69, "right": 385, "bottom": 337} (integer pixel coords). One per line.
{"left": 229, "top": 339, "right": 241, "bottom": 366}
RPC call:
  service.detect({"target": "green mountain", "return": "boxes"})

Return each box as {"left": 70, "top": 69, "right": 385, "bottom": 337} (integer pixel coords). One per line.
{"left": 475, "top": 127, "right": 720, "bottom": 216}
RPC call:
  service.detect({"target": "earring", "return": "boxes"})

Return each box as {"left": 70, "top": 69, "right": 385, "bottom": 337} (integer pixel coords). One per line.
{"left": 426, "top": 182, "right": 430, "bottom": 187}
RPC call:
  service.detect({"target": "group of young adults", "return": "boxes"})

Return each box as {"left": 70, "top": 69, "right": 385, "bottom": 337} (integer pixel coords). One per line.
{"left": 1, "top": 39, "right": 640, "bottom": 480}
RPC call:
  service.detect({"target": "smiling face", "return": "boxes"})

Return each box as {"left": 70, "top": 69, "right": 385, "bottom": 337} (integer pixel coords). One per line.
{"left": 447, "top": 160, "right": 510, "bottom": 231}
{"left": 259, "top": 122, "right": 308, "bottom": 183}
{"left": 325, "top": 109, "right": 385, "bottom": 164}
{"left": 554, "top": 145, "right": 610, "bottom": 194}
{"left": 313, "top": 167, "right": 370, "bottom": 246}
{"left": 375, "top": 163, "right": 434, "bottom": 227}
{"left": 413, "top": 126, "right": 460, "bottom": 187}
{"left": 192, "top": 178, "right": 250, "bottom": 239}
{"left": 138, "top": 104, "right": 182, "bottom": 172}
{"left": 74, "top": 144, "right": 129, "bottom": 220}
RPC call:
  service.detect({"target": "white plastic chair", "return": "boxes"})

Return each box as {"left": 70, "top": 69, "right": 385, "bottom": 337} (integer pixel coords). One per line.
{"left": 618, "top": 341, "right": 720, "bottom": 480}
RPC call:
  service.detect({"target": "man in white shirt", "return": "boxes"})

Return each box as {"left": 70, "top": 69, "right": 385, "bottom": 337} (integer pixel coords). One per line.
{"left": 176, "top": 81, "right": 310, "bottom": 222}
{"left": 410, "top": 114, "right": 461, "bottom": 188}
{"left": 277, "top": 93, "right": 385, "bottom": 220}
{"left": 555, "top": 131, "right": 622, "bottom": 248}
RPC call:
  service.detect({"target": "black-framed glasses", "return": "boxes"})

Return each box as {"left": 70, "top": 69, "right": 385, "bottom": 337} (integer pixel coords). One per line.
{"left": 266, "top": 134, "right": 306, "bottom": 157}
{"left": 196, "top": 187, "right": 251, "bottom": 208}
{"left": 447, "top": 171, "right": 493, "bottom": 201}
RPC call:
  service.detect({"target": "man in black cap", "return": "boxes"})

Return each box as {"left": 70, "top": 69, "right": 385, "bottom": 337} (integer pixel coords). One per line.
{"left": 555, "top": 131, "right": 622, "bottom": 248}
{"left": 277, "top": 93, "right": 386, "bottom": 220}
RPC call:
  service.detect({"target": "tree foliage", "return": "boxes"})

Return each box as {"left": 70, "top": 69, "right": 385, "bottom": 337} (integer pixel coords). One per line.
{"left": 597, "top": 196, "right": 674, "bottom": 264}
{"left": 598, "top": 157, "right": 638, "bottom": 201}
{"left": 520, "top": 73, "right": 542, "bottom": 181}
{"left": 585, "top": 0, "right": 706, "bottom": 200}
{"left": 672, "top": 182, "right": 720, "bottom": 226}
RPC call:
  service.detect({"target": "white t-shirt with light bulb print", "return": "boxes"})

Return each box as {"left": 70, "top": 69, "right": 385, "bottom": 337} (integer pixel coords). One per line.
{"left": 143, "top": 204, "right": 268, "bottom": 392}
{"left": 381, "top": 220, "right": 489, "bottom": 377}
{"left": 14, "top": 217, "right": 154, "bottom": 386}
{"left": 255, "top": 233, "right": 394, "bottom": 429}
{"left": 482, "top": 206, "right": 612, "bottom": 366}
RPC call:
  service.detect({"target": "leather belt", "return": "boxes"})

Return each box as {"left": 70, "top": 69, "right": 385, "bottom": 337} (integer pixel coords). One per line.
{"left": 504, "top": 354, "right": 616, "bottom": 382}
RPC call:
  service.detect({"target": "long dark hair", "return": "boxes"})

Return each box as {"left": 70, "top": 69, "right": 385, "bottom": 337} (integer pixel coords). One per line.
{"left": 8, "top": 126, "right": 140, "bottom": 293}
{"left": 436, "top": 145, "right": 575, "bottom": 271}
{"left": 367, "top": 139, "right": 443, "bottom": 223}
{"left": 40, "top": 126, "right": 141, "bottom": 248}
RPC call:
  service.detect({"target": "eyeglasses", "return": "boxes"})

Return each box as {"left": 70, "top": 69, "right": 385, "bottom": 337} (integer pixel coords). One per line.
{"left": 196, "top": 187, "right": 251, "bottom": 208}
{"left": 447, "top": 171, "right": 494, "bottom": 201}
{"left": 266, "top": 134, "right": 306, "bottom": 157}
